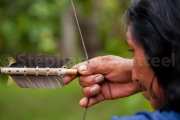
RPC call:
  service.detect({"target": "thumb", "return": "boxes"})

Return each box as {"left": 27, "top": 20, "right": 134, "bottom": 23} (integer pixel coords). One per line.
{"left": 78, "top": 64, "right": 92, "bottom": 75}
{"left": 77, "top": 61, "right": 98, "bottom": 75}
{"left": 63, "top": 60, "right": 98, "bottom": 85}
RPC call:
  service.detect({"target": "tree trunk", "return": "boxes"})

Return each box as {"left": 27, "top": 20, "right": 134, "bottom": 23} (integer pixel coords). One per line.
{"left": 78, "top": 1, "right": 101, "bottom": 59}
{"left": 60, "top": 10, "right": 77, "bottom": 57}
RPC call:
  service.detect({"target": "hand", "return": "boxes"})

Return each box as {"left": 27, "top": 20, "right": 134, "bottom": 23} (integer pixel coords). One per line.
{"left": 63, "top": 55, "right": 140, "bottom": 107}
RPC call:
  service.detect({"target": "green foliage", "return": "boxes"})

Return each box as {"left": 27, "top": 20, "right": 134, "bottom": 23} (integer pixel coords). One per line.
{"left": 0, "top": 81, "right": 152, "bottom": 120}
{"left": 0, "top": 0, "right": 70, "bottom": 55}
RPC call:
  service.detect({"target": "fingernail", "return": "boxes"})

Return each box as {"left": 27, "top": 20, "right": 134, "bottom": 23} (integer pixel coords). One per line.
{"left": 79, "top": 65, "right": 87, "bottom": 71}
{"left": 95, "top": 75, "right": 103, "bottom": 83}
{"left": 90, "top": 85, "right": 99, "bottom": 94}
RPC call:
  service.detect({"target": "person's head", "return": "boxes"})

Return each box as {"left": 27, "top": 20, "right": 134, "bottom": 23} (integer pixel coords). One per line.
{"left": 125, "top": 0, "right": 180, "bottom": 112}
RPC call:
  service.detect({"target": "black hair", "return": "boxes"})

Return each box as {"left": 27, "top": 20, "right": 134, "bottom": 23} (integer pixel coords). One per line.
{"left": 126, "top": 0, "right": 180, "bottom": 112}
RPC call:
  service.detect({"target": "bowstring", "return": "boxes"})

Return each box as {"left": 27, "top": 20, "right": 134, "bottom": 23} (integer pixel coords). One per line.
{"left": 70, "top": 0, "right": 90, "bottom": 120}
{"left": 82, "top": 98, "right": 90, "bottom": 120}
{"left": 71, "top": 0, "right": 89, "bottom": 63}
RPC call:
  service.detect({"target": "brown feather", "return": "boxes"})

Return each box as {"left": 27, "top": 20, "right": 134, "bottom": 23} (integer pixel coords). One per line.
{"left": 10, "top": 52, "right": 71, "bottom": 89}
{"left": 10, "top": 52, "right": 70, "bottom": 68}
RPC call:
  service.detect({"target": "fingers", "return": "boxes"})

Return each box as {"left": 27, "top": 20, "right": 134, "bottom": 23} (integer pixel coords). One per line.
{"left": 79, "top": 92, "right": 107, "bottom": 107}
{"left": 63, "top": 56, "right": 107, "bottom": 85}
{"left": 63, "top": 75, "right": 77, "bottom": 85}
{"left": 77, "top": 56, "right": 113, "bottom": 75}
{"left": 63, "top": 73, "right": 104, "bottom": 86}
{"left": 82, "top": 84, "right": 101, "bottom": 97}
{"left": 76, "top": 56, "right": 133, "bottom": 83}
{"left": 63, "top": 56, "right": 136, "bottom": 108}
{"left": 79, "top": 95, "right": 105, "bottom": 108}
{"left": 80, "top": 81, "right": 140, "bottom": 108}
{"left": 71, "top": 56, "right": 119, "bottom": 75}
{"left": 62, "top": 61, "right": 92, "bottom": 85}
{"left": 79, "top": 74, "right": 104, "bottom": 87}
{"left": 62, "top": 61, "right": 88, "bottom": 85}
{"left": 63, "top": 55, "right": 133, "bottom": 85}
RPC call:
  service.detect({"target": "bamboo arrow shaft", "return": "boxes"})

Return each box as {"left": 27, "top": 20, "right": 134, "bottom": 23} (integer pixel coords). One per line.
{"left": 0, "top": 67, "right": 78, "bottom": 76}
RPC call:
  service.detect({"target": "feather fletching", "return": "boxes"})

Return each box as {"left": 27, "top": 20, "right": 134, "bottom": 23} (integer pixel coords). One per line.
{"left": 7, "top": 52, "right": 71, "bottom": 89}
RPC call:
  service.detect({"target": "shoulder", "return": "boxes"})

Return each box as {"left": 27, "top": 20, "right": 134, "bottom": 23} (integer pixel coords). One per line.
{"left": 111, "top": 110, "right": 180, "bottom": 120}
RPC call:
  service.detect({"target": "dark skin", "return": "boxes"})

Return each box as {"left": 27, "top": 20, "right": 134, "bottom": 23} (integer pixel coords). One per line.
{"left": 126, "top": 29, "right": 164, "bottom": 109}
{"left": 63, "top": 28, "right": 164, "bottom": 109}
{"left": 63, "top": 57, "right": 139, "bottom": 107}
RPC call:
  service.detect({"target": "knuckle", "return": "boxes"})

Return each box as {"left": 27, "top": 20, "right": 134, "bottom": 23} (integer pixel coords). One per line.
{"left": 95, "top": 74, "right": 104, "bottom": 83}
{"left": 82, "top": 87, "right": 91, "bottom": 97}
{"left": 79, "top": 75, "right": 97, "bottom": 87}
{"left": 87, "top": 76, "right": 96, "bottom": 85}
{"left": 78, "top": 77, "right": 85, "bottom": 86}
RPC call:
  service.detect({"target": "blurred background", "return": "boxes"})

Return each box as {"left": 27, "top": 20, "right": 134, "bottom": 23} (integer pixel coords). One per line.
{"left": 0, "top": 0, "right": 152, "bottom": 120}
